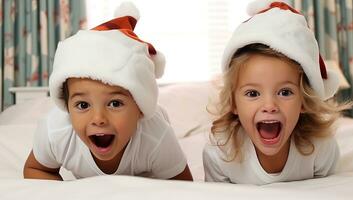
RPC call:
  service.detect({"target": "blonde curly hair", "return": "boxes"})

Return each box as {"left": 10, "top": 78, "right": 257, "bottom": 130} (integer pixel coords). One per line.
{"left": 210, "top": 43, "right": 350, "bottom": 161}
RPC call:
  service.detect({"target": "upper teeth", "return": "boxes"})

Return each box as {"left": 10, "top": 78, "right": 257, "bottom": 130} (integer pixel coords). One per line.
{"left": 95, "top": 134, "right": 105, "bottom": 136}
{"left": 260, "top": 120, "right": 278, "bottom": 124}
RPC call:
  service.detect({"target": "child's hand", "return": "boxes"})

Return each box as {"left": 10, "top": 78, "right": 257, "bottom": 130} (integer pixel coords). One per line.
{"left": 169, "top": 165, "right": 193, "bottom": 181}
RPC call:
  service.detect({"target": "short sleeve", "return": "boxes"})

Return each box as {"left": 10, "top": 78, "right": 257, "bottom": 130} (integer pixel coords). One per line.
{"left": 150, "top": 126, "right": 187, "bottom": 179}
{"left": 314, "top": 137, "right": 340, "bottom": 177}
{"left": 203, "top": 144, "right": 230, "bottom": 182}
{"left": 158, "top": 105, "right": 171, "bottom": 123}
{"left": 32, "top": 117, "right": 61, "bottom": 169}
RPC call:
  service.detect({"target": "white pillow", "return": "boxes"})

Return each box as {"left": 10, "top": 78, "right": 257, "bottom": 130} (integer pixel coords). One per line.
{"left": 158, "top": 81, "right": 218, "bottom": 138}
{"left": 0, "top": 97, "right": 54, "bottom": 125}
{"left": 0, "top": 124, "right": 36, "bottom": 178}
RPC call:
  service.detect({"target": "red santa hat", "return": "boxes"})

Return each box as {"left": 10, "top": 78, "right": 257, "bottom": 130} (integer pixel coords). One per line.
{"left": 222, "top": 0, "right": 339, "bottom": 100}
{"left": 49, "top": 2, "right": 165, "bottom": 119}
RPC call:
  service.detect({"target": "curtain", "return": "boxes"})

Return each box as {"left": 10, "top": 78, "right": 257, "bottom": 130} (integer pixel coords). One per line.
{"left": 0, "top": 0, "right": 86, "bottom": 110}
{"left": 293, "top": 0, "right": 353, "bottom": 115}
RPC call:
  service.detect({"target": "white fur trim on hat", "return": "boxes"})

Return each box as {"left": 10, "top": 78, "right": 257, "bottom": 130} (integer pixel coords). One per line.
{"left": 150, "top": 50, "right": 166, "bottom": 78}
{"left": 222, "top": 2, "right": 339, "bottom": 100}
{"left": 50, "top": 30, "right": 159, "bottom": 119}
{"left": 114, "top": 1, "right": 140, "bottom": 20}
{"left": 324, "top": 69, "right": 340, "bottom": 99}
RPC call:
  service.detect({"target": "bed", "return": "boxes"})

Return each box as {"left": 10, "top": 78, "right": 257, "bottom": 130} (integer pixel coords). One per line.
{"left": 1, "top": 81, "right": 353, "bottom": 199}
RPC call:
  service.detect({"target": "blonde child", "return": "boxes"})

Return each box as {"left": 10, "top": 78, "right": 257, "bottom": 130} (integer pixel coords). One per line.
{"left": 23, "top": 2, "right": 193, "bottom": 181}
{"left": 203, "top": 0, "right": 349, "bottom": 185}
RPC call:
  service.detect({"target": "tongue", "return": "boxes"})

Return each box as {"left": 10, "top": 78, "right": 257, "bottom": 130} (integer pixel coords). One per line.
{"left": 93, "top": 135, "right": 114, "bottom": 148}
{"left": 258, "top": 123, "right": 280, "bottom": 139}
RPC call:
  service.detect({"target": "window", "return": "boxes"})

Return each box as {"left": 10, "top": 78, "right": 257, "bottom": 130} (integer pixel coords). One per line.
{"left": 85, "top": 0, "right": 251, "bottom": 83}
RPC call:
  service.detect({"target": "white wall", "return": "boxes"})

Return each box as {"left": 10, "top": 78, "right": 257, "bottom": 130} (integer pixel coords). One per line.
{"left": 85, "top": 0, "right": 251, "bottom": 83}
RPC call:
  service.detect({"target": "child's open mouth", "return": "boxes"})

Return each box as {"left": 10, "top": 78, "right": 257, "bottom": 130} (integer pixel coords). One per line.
{"left": 89, "top": 134, "right": 115, "bottom": 152}
{"left": 256, "top": 120, "right": 281, "bottom": 144}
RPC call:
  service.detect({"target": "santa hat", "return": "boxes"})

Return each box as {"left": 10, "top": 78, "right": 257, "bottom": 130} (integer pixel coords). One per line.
{"left": 221, "top": 0, "right": 339, "bottom": 100}
{"left": 49, "top": 2, "right": 165, "bottom": 119}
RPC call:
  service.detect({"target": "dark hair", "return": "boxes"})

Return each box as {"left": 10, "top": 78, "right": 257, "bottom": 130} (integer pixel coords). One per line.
{"left": 59, "top": 80, "right": 69, "bottom": 110}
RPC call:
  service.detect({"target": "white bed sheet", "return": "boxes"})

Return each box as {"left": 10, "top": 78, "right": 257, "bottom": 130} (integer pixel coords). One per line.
{"left": 1, "top": 81, "right": 353, "bottom": 199}
{"left": 1, "top": 173, "right": 353, "bottom": 200}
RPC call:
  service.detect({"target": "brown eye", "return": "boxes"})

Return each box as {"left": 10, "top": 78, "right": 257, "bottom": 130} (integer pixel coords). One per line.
{"left": 108, "top": 100, "right": 123, "bottom": 108}
{"left": 245, "top": 90, "right": 260, "bottom": 97}
{"left": 76, "top": 101, "right": 90, "bottom": 110}
{"left": 278, "top": 89, "right": 293, "bottom": 97}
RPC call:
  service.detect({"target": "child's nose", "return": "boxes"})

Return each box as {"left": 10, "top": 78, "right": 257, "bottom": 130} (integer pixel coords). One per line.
{"left": 91, "top": 109, "right": 108, "bottom": 126}
{"left": 261, "top": 97, "right": 279, "bottom": 113}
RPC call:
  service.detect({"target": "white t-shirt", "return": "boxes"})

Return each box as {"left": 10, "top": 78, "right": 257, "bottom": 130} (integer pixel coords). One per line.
{"left": 33, "top": 106, "right": 187, "bottom": 179}
{"left": 203, "top": 128, "right": 339, "bottom": 185}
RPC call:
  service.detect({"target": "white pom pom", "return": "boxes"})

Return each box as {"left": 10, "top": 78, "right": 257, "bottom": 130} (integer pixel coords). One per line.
{"left": 151, "top": 51, "right": 166, "bottom": 79}
{"left": 323, "top": 69, "right": 340, "bottom": 100}
{"left": 114, "top": 1, "right": 140, "bottom": 20}
{"left": 247, "top": 0, "right": 287, "bottom": 16}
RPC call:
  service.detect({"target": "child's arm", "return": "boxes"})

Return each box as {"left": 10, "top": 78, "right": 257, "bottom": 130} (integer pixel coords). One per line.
{"left": 169, "top": 165, "right": 193, "bottom": 181}
{"left": 23, "top": 150, "right": 62, "bottom": 181}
